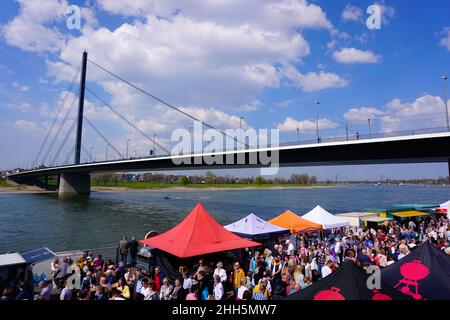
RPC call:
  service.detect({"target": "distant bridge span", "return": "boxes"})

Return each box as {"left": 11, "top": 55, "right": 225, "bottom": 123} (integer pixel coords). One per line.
{"left": 8, "top": 131, "right": 450, "bottom": 195}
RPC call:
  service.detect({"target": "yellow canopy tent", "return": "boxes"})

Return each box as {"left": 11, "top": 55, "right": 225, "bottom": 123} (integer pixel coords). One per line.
{"left": 390, "top": 211, "right": 429, "bottom": 218}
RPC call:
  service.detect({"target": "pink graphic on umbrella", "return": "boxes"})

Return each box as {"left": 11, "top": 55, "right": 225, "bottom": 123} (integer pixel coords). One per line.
{"left": 372, "top": 289, "right": 392, "bottom": 300}
{"left": 313, "top": 287, "right": 346, "bottom": 300}
{"left": 394, "top": 260, "right": 429, "bottom": 300}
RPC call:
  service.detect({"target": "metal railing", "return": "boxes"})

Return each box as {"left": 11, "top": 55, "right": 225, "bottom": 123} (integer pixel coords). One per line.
{"left": 31, "top": 245, "right": 119, "bottom": 279}
{"left": 10, "top": 126, "right": 450, "bottom": 173}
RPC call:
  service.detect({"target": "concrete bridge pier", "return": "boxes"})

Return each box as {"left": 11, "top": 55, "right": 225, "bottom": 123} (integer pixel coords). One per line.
{"left": 58, "top": 173, "right": 91, "bottom": 196}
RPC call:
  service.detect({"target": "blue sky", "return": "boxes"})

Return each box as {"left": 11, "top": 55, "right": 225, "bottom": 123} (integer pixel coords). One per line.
{"left": 0, "top": 0, "right": 449, "bottom": 180}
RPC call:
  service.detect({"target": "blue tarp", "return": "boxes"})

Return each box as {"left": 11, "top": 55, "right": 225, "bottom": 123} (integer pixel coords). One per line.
{"left": 21, "top": 247, "right": 56, "bottom": 264}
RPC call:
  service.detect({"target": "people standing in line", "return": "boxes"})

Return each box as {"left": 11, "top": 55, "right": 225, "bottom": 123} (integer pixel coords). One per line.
{"left": 236, "top": 277, "right": 249, "bottom": 300}
{"left": 139, "top": 278, "right": 150, "bottom": 299}
{"left": 182, "top": 271, "right": 192, "bottom": 297}
{"left": 59, "top": 280, "right": 73, "bottom": 301}
{"left": 213, "top": 275, "right": 224, "bottom": 300}
{"left": 170, "top": 279, "right": 183, "bottom": 300}
{"left": 133, "top": 267, "right": 144, "bottom": 299}
{"left": 253, "top": 283, "right": 267, "bottom": 300}
{"left": 35, "top": 281, "right": 51, "bottom": 300}
{"left": 272, "top": 274, "right": 288, "bottom": 300}
{"left": 159, "top": 277, "right": 173, "bottom": 300}
{"left": 249, "top": 251, "right": 259, "bottom": 274}
{"left": 232, "top": 262, "right": 245, "bottom": 292}
{"left": 15, "top": 281, "right": 33, "bottom": 300}
{"left": 115, "top": 277, "right": 130, "bottom": 299}
{"left": 129, "top": 236, "right": 139, "bottom": 267}
{"left": 118, "top": 237, "right": 129, "bottom": 265}
{"left": 321, "top": 260, "right": 333, "bottom": 278}
{"left": 154, "top": 266, "right": 164, "bottom": 292}
{"left": 334, "top": 238, "right": 343, "bottom": 264}
{"left": 213, "top": 261, "right": 227, "bottom": 283}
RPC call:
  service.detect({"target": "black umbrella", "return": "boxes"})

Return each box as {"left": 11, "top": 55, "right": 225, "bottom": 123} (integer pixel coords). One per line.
{"left": 381, "top": 241, "right": 450, "bottom": 300}
{"left": 286, "top": 260, "right": 410, "bottom": 300}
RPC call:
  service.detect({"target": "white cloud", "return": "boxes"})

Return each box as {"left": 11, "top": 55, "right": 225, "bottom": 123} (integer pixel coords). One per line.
{"left": 439, "top": 27, "right": 450, "bottom": 51}
{"left": 7, "top": 101, "right": 32, "bottom": 113}
{"left": 50, "top": 14, "right": 313, "bottom": 109}
{"left": 333, "top": 47, "right": 380, "bottom": 64}
{"left": 12, "top": 81, "right": 29, "bottom": 92}
{"left": 277, "top": 117, "right": 339, "bottom": 133}
{"left": 13, "top": 119, "right": 44, "bottom": 134}
{"left": 341, "top": 4, "right": 363, "bottom": 22}
{"left": 344, "top": 95, "right": 450, "bottom": 132}
{"left": 274, "top": 99, "right": 294, "bottom": 108}
{"left": 374, "top": 1, "right": 395, "bottom": 26}
{"left": 330, "top": 29, "right": 350, "bottom": 40}
{"left": 2, "top": 0, "right": 68, "bottom": 53}
{"left": 2, "top": 0, "right": 349, "bottom": 157}
{"left": 237, "top": 100, "right": 261, "bottom": 112}
{"left": 96, "top": 0, "right": 333, "bottom": 30}
{"left": 282, "top": 65, "right": 348, "bottom": 92}
{"left": 343, "top": 107, "right": 384, "bottom": 123}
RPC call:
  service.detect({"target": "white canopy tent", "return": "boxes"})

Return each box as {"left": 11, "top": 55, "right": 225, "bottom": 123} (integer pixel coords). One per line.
{"left": 224, "top": 213, "right": 289, "bottom": 240}
{"left": 440, "top": 200, "right": 450, "bottom": 208}
{"left": 302, "top": 205, "right": 350, "bottom": 229}
{"left": 335, "top": 212, "right": 379, "bottom": 228}
{"left": 0, "top": 252, "right": 26, "bottom": 267}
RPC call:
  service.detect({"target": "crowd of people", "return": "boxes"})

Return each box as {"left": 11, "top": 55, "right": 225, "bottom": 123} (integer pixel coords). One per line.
{"left": 1, "top": 213, "right": 449, "bottom": 301}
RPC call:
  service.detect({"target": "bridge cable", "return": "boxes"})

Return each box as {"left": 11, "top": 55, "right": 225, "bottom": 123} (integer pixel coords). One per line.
{"left": 85, "top": 87, "right": 170, "bottom": 154}
{"left": 41, "top": 93, "right": 79, "bottom": 166}
{"left": 83, "top": 116, "right": 124, "bottom": 158}
{"left": 81, "top": 144, "right": 92, "bottom": 162}
{"left": 32, "top": 65, "right": 81, "bottom": 167}
{"left": 87, "top": 59, "right": 249, "bottom": 149}
{"left": 50, "top": 117, "right": 78, "bottom": 167}
{"left": 63, "top": 146, "right": 75, "bottom": 165}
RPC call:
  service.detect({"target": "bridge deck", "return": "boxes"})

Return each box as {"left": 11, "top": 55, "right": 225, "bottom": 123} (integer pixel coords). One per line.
{"left": 8, "top": 131, "right": 450, "bottom": 180}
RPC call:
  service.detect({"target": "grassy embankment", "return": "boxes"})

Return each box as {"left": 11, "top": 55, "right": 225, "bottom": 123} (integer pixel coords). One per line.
{"left": 91, "top": 180, "right": 336, "bottom": 190}
{"left": 0, "top": 179, "right": 13, "bottom": 188}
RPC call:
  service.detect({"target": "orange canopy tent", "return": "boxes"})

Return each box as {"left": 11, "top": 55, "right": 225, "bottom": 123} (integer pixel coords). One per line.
{"left": 269, "top": 210, "right": 322, "bottom": 234}
{"left": 139, "top": 203, "right": 261, "bottom": 258}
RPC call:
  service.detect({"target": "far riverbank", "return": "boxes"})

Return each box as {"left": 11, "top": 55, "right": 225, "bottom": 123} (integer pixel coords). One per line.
{"left": 0, "top": 182, "right": 344, "bottom": 194}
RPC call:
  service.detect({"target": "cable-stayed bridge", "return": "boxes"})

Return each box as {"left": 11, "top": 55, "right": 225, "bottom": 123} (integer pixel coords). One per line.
{"left": 6, "top": 52, "right": 450, "bottom": 195}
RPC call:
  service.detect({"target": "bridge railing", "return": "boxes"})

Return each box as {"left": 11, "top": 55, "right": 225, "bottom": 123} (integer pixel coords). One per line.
{"left": 16, "top": 126, "right": 450, "bottom": 172}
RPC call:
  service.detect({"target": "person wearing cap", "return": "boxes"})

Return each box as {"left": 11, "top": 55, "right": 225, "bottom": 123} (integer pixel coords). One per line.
{"left": 285, "top": 240, "right": 294, "bottom": 255}
{"left": 82, "top": 271, "right": 94, "bottom": 290}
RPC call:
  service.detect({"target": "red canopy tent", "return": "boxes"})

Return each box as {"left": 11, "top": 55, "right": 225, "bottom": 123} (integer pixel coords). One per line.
{"left": 139, "top": 203, "right": 261, "bottom": 258}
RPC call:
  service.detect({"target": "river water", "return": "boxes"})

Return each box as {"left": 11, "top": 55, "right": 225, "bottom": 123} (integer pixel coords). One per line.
{"left": 0, "top": 185, "right": 448, "bottom": 253}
